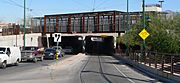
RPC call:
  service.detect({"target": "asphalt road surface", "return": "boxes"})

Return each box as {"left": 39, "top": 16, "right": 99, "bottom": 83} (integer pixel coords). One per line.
{"left": 0, "top": 54, "right": 162, "bottom": 83}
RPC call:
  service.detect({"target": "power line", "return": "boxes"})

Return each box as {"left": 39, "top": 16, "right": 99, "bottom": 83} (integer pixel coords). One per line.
{"left": 0, "top": 0, "right": 40, "bottom": 19}
{"left": 28, "top": 0, "right": 33, "bottom": 8}
{"left": 0, "top": 0, "right": 19, "bottom": 7}
{"left": 71, "top": 0, "right": 92, "bottom": 10}
{"left": 95, "top": 0, "right": 109, "bottom": 9}
{"left": 0, "top": 0, "right": 32, "bottom": 11}
{"left": 92, "top": 0, "right": 96, "bottom": 11}
{"left": 92, "top": 0, "right": 111, "bottom": 11}
{"left": 8, "top": 0, "right": 24, "bottom": 8}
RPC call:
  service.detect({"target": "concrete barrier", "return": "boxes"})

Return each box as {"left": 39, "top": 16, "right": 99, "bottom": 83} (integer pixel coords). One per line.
{"left": 114, "top": 54, "right": 180, "bottom": 83}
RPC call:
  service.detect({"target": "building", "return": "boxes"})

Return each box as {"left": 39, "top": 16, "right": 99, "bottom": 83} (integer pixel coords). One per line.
{"left": 145, "top": 4, "right": 162, "bottom": 12}
{"left": 0, "top": 23, "right": 20, "bottom": 36}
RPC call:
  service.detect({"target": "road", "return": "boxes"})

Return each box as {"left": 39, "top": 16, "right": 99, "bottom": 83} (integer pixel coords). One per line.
{"left": 0, "top": 54, "right": 162, "bottom": 83}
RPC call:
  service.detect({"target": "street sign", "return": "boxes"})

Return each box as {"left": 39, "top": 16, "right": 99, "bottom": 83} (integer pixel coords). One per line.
{"left": 53, "top": 33, "right": 61, "bottom": 42}
{"left": 139, "top": 29, "right": 150, "bottom": 40}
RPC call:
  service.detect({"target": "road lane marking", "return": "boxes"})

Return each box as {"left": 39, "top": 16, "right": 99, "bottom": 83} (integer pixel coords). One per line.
{"left": 113, "top": 64, "right": 135, "bottom": 83}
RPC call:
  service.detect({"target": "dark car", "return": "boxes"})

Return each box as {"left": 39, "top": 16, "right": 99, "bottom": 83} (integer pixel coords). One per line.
{"left": 63, "top": 46, "right": 73, "bottom": 54}
{"left": 44, "top": 48, "right": 56, "bottom": 60}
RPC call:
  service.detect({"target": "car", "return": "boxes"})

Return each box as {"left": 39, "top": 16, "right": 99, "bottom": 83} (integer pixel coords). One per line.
{"left": 0, "top": 46, "right": 21, "bottom": 69}
{"left": 52, "top": 46, "right": 65, "bottom": 57}
{"left": 21, "top": 46, "right": 44, "bottom": 62}
{"left": 63, "top": 46, "right": 73, "bottom": 54}
{"left": 44, "top": 48, "right": 56, "bottom": 60}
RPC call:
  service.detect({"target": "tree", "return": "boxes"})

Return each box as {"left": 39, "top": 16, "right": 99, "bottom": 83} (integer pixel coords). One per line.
{"left": 120, "top": 14, "right": 180, "bottom": 54}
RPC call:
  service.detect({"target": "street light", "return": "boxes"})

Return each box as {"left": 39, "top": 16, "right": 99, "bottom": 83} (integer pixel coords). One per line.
{"left": 126, "top": 0, "right": 130, "bottom": 56}
{"left": 142, "top": 0, "right": 145, "bottom": 29}
{"left": 127, "top": 0, "right": 129, "bottom": 30}
{"left": 159, "top": 0, "right": 164, "bottom": 8}
{"left": 142, "top": 0, "right": 146, "bottom": 54}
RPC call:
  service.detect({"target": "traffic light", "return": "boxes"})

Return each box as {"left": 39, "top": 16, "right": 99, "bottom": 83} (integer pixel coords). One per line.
{"left": 145, "top": 16, "right": 151, "bottom": 28}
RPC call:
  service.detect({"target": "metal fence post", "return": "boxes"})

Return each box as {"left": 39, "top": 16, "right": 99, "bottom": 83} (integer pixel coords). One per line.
{"left": 161, "top": 55, "right": 164, "bottom": 71}
{"left": 171, "top": 56, "right": 174, "bottom": 75}
{"left": 149, "top": 52, "right": 151, "bottom": 67}
{"left": 155, "top": 52, "right": 157, "bottom": 69}
{"left": 144, "top": 52, "right": 147, "bottom": 65}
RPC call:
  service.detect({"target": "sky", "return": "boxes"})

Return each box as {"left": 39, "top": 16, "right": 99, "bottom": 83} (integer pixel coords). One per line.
{"left": 0, "top": 0, "right": 179, "bottom": 23}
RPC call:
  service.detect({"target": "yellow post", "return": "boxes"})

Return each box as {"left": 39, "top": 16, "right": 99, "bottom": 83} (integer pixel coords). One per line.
{"left": 56, "top": 51, "right": 59, "bottom": 60}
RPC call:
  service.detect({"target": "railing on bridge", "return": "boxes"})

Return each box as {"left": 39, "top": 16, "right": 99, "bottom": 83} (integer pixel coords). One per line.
{"left": 119, "top": 50, "right": 180, "bottom": 76}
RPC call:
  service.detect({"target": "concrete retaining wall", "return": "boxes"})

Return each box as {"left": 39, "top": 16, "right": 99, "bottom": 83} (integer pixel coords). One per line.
{"left": 0, "top": 33, "right": 41, "bottom": 47}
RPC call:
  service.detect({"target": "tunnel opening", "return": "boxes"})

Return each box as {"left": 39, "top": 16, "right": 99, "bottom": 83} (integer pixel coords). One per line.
{"left": 60, "top": 36, "right": 84, "bottom": 54}
{"left": 41, "top": 35, "right": 84, "bottom": 54}
{"left": 85, "top": 36, "right": 114, "bottom": 55}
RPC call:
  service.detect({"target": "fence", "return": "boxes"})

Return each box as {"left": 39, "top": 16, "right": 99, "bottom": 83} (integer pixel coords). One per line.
{"left": 121, "top": 50, "right": 180, "bottom": 76}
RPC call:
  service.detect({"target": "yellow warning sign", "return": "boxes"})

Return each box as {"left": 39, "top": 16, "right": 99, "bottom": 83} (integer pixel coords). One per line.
{"left": 139, "top": 29, "right": 150, "bottom": 40}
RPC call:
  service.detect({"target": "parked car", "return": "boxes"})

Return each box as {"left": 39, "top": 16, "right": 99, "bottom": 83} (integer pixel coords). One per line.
{"left": 63, "top": 46, "right": 73, "bottom": 54}
{"left": 44, "top": 48, "right": 56, "bottom": 60}
{"left": 52, "top": 46, "right": 65, "bottom": 57}
{"left": 0, "top": 46, "right": 21, "bottom": 69}
{"left": 21, "top": 46, "right": 44, "bottom": 62}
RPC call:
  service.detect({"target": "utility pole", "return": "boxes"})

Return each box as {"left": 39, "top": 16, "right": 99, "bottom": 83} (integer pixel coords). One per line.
{"left": 127, "top": 0, "right": 129, "bottom": 30}
{"left": 159, "top": 0, "right": 164, "bottom": 11}
{"left": 142, "top": 0, "right": 146, "bottom": 54}
{"left": 92, "top": 0, "right": 96, "bottom": 11}
{"left": 23, "top": 0, "right": 26, "bottom": 49}
{"left": 143, "top": 0, "right": 145, "bottom": 29}
{"left": 126, "top": 0, "right": 130, "bottom": 55}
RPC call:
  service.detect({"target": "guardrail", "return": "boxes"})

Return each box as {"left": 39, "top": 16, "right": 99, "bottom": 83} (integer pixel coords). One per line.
{"left": 119, "top": 50, "right": 180, "bottom": 76}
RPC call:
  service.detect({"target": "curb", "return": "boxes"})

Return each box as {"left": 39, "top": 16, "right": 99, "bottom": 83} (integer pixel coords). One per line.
{"left": 114, "top": 54, "right": 180, "bottom": 83}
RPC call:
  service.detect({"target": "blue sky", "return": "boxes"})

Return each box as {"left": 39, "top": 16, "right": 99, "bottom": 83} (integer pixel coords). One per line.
{"left": 0, "top": 0, "right": 179, "bottom": 23}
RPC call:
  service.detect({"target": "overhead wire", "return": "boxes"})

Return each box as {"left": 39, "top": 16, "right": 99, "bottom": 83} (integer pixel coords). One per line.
{"left": 95, "top": 0, "right": 110, "bottom": 9}
{"left": 28, "top": 0, "right": 33, "bottom": 8}
{"left": 8, "top": 0, "right": 24, "bottom": 8}
{"left": 71, "top": 0, "right": 92, "bottom": 11}
{"left": 0, "top": 0, "right": 20, "bottom": 7}
{"left": 1, "top": 0, "right": 32, "bottom": 11}
{"left": 92, "top": 0, "right": 96, "bottom": 11}
{"left": 91, "top": 0, "right": 112, "bottom": 11}
{"left": 2, "top": 0, "right": 41, "bottom": 17}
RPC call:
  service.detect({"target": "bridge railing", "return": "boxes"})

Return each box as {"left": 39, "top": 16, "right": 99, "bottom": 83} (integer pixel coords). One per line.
{"left": 121, "top": 50, "right": 180, "bottom": 76}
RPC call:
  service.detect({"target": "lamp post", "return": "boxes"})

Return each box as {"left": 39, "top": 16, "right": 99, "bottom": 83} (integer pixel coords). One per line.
{"left": 126, "top": 0, "right": 130, "bottom": 55}
{"left": 23, "top": 0, "right": 26, "bottom": 49}
{"left": 142, "top": 0, "right": 146, "bottom": 54}
{"left": 143, "top": 0, "right": 145, "bottom": 29}
{"left": 159, "top": 0, "right": 164, "bottom": 9}
{"left": 127, "top": 0, "right": 129, "bottom": 30}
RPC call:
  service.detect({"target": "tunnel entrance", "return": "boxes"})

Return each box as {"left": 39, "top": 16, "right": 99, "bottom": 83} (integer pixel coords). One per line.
{"left": 85, "top": 36, "right": 114, "bottom": 55}
{"left": 41, "top": 34, "right": 115, "bottom": 55}
{"left": 60, "top": 36, "right": 84, "bottom": 54}
{"left": 41, "top": 35, "right": 84, "bottom": 54}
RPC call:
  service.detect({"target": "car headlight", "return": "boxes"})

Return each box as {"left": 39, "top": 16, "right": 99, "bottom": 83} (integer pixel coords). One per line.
{"left": 50, "top": 53, "right": 54, "bottom": 55}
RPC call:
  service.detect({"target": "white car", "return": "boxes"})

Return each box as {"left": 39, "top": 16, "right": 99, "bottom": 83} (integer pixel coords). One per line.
{"left": 0, "top": 46, "right": 21, "bottom": 69}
